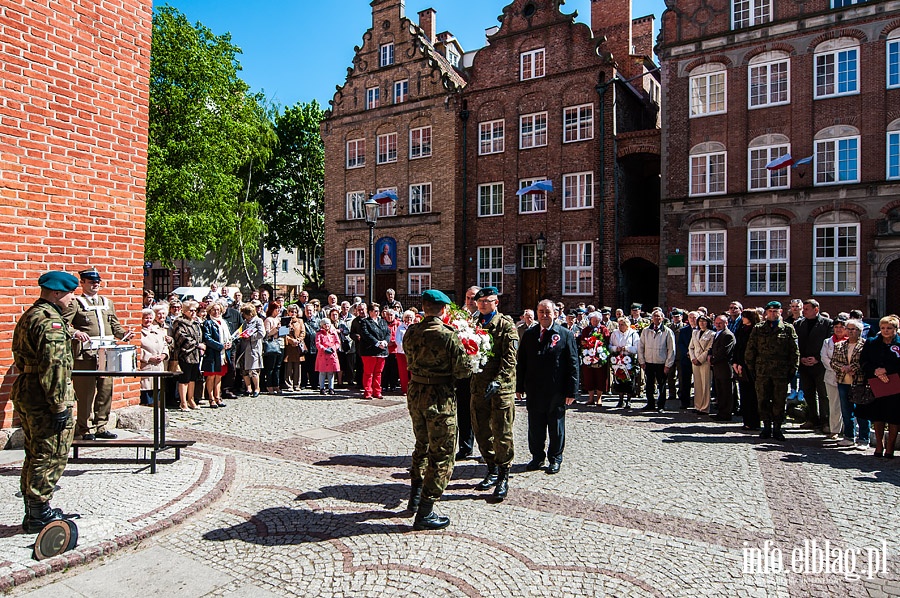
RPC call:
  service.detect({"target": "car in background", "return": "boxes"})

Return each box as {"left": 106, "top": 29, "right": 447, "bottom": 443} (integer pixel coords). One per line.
{"left": 172, "top": 286, "right": 236, "bottom": 303}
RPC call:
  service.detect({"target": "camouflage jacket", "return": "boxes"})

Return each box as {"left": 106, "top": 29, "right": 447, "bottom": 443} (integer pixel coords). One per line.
{"left": 11, "top": 298, "right": 75, "bottom": 413}
{"left": 403, "top": 316, "right": 472, "bottom": 383}
{"left": 471, "top": 311, "right": 518, "bottom": 395}
{"left": 745, "top": 319, "right": 800, "bottom": 379}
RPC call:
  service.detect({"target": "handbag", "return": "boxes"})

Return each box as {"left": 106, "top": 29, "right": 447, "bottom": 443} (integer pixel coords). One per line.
{"left": 849, "top": 382, "right": 875, "bottom": 405}
{"left": 263, "top": 337, "right": 282, "bottom": 355}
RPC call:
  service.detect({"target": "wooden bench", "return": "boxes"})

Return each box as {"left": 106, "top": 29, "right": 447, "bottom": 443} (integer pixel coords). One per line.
{"left": 71, "top": 437, "right": 195, "bottom": 461}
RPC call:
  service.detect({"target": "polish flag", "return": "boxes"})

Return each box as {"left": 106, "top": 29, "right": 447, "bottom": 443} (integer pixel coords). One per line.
{"left": 766, "top": 153, "right": 794, "bottom": 170}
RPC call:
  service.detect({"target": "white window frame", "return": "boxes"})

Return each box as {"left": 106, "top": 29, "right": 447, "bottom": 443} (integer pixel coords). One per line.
{"left": 689, "top": 229, "right": 727, "bottom": 295}
{"left": 689, "top": 64, "right": 727, "bottom": 117}
{"left": 562, "top": 241, "right": 593, "bottom": 296}
{"left": 394, "top": 79, "right": 408, "bottom": 103}
{"left": 748, "top": 52, "right": 790, "bottom": 108}
{"left": 813, "top": 216, "right": 860, "bottom": 295}
{"left": 518, "top": 177, "right": 547, "bottom": 214}
{"left": 521, "top": 244, "right": 537, "bottom": 270}
{"left": 748, "top": 135, "right": 790, "bottom": 191}
{"left": 888, "top": 129, "right": 900, "bottom": 181}
{"left": 477, "top": 246, "right": 503, "bottom": 293}
{"left": 408, "top": 273, "right": 431, "bottom": 296}
{"left": 346, "top": 138, "right": 365, "bottom": 169}
{"left": 747, "top": 225, "right": 789, "bottom": 295}
{"left": 478, "top": 182, "right": 504, "bottom": 217}
{"left": 689, "top": 143, "right": 727, "bottom": 196}
{"left": 888, "top": 31, "right": 900, "bottom": 89}
{"left": 520, "top": 112, "right": 548, "bottom": 149}
{"left": 375, "top": 187, "right": 397, "bottom": 218}
{"left": 366, "top": 87, "right": 380, "bottom": 110}
{"left": 479, "top": 120, "right": 504, "bottom": 155}
{"left": 409, "top": 183, "right": 432, "bottom": 214}
{"left": 814, "top": 39, "right": 859, "bottom": 99}
{"left": 732, "top": 0, "right": 771, "bottom": 29}
{"left": 376, "top": 132, "right": 397, "bottom": 164}
{"left": 346, "top": 191, "right": 366, "bottom": 220}
{"left": 409, "top": 126, "right": 432, "bottom": 159}
{"left": 379, "top": 43, "right": 394, "bottom": 67}
{"left": 346, "top": 248, "right": 366, "bottom": 270}
{"left": 831, "top": 0, "right": 868, "bottom": 7}
{"left": 408, "top": 244, "right": 432, "bottom": 268}
{"left": 814, "top": 130, "right": 860, "bottom": 186}
{"left": 446, "top": 47, "right": 460, "bottom": 68}
{"left": 562, "top": 172, "right": 593, "bottom": 210}
{"left": 563, "top": 104, "right": 593, "bottom": 143}
{"left": 345, "top": 274, "right": 366, "bottom": 296}
{"left": 520, "top": 48, "right": 545, "bottom": 81}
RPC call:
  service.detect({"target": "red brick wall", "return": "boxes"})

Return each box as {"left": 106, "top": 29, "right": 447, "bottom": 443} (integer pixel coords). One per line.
{"left": 0, "top": 0, "right": 153, "bottom": 428}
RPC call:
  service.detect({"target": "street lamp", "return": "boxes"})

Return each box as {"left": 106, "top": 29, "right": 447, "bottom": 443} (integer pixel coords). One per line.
{"left": 363, "top": 195, "right": 380, "bottom": 304}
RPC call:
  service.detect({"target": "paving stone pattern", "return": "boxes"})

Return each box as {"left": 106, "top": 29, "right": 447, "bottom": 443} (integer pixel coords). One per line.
{"left": 4, "top": 390, "right": 900, "bottom": 596}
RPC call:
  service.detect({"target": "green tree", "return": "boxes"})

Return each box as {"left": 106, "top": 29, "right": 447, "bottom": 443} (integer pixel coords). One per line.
{"left": 254, "top": 101, "right": 326, "bottom": 287}
{"left": 146, "top": 5, "right": 275, "bottom": 278}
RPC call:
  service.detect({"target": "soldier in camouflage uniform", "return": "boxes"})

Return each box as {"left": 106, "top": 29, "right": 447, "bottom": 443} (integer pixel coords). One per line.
{"left": 402, "top": 289, "right": 473, "bottom": 530}
{"left": 470, "top": 286, "right": 518, "bottom": 501}
{"left": 745, "top": 301, "right": 800, "bottom": 441}
{"left": 12, "top": 271, "right": 83, "bottom": 533}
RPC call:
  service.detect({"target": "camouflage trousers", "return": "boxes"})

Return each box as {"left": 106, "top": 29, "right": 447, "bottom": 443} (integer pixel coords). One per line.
{"left": 471, "top": 391, "right": 515, "bottom": 468}
{"left": 756, "top": 376, "right": 789, "bottom": 424}
{"left": 407, "top": 385, "right": 458, "bottom": 502}
{"left": 15, "top": 405, "right": 75, "bottom": 503}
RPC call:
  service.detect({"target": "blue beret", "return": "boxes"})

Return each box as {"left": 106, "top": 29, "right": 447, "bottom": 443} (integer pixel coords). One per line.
{"left": 473, "top": 286, "right": 499, "bottom": 300}
{"left": 765, "top": 301, "right": 782, "bottom": 310}
{"left": 38, "top": 271, "right": 79, "bottom": 292}
{"left": 421, "top": 289, "right": 452, "bottom": 305}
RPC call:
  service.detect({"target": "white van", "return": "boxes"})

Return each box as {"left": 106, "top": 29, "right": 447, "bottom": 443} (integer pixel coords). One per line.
{"left": 172, "top": 286, "right": 235, "bottom": 302}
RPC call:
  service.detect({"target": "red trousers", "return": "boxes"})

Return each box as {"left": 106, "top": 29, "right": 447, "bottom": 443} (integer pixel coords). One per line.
{"left": 361, "top": 356, "right": 385, "bottom": 398}
{"left": 396, "top": 353, "right": 409, "bottom": 394}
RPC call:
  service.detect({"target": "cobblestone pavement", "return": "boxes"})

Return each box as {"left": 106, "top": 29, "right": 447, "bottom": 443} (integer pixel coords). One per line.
{"left": 5, "top": 388, "right": 900, "bottom": 597}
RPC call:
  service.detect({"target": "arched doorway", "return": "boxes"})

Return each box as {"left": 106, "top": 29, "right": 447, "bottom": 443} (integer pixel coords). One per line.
{"left": 887, "top": 259, "right": 900, "bottom": 316}
{"left": 621, "top": 258, "right": 659, "bottom": 310}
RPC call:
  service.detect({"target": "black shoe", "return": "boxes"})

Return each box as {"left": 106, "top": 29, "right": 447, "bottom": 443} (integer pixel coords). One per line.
{"left": 407, "top": 482, "right": 423, "bottom": 513}
{"left": 760, "top": 422, "right": 772, "bottom": 439}
{"left": 640, "top": 404, "right": 655, "bottom": 411}
{"left": 493, "top": 467, "right": 509, "bottom": 501}
{"left": 413, "top": 500, "right": 450, "bottom": 530}
{"left": 455, "top": 451, "right": 473, "bottom": 461}
{"left": 546, "top": 462, "right": 560, "bottom": 475}
{"left": 525, "top": 458, "right": 545, "bottom": 471}
{"left": 95, "top": 430, "right": 118, "bottom": 440}
{"left": 208, "top": 403, "right": 219, "bottom": 409}
{"left": 22, "top": 500, "right": 65, "bottom": 533}
{"left": 615, "top": 399, "right": 624, "bottom": 408}
{"left": 81, "top": 433, "right": 95, "bottom": 441}
{"left": 475, "top": 466, "right": 499, "bottom": 491}
{"left": 772, "top": 424, "right": 785, "bottom": 441}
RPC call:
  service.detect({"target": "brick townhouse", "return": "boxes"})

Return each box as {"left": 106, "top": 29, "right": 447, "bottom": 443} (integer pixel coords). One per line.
{"left": 323, "top": 0, "right": 662, "bottom": 313}
{"left": 657, "top": 0, "right": 900, "bottom": 317}
{"left": 0, "top": 0, "right": 152, "bottom": 425}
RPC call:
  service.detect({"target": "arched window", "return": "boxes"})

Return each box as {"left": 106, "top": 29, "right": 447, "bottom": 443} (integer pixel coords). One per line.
{"left": 814, "top": 38, "right": 860, "bottom": 98}
{"left": 689, "top": 63, "right": 727, "bottom": 117}
{"left": 747, "top": 215, "right": 790, "bottom": 294}
{"left": 748, "top": 134, "right": 790, "bottom": 191}
{"left": 690, "top": 142, "right": 727, "bottom": 196}
{"left": 689, "top": 220, "right": 726, "bottom": 295}
{"left": 813, "top": 211, "right": 860, "bottom": 295}
{"left": 888, "top": 118, "right": 900, "bottom": 180}
{"left": 814, "top": 125, "right": 860, "bottom": 185}
{"left": 748, "top": 51, "right": 790, "bottom": 108}
{"left": 888, "top": 29, "right": 900, "bottom": 89}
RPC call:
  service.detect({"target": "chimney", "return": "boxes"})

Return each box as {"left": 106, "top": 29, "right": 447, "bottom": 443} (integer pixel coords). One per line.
{"left": 631, "top": 15, "right": 655, "bottom": 58}
{"left": 591, "top": 0, "right": 633, "bottom": 73}
{"left": 418, "top": 8, "right": 436, "bottom": 43}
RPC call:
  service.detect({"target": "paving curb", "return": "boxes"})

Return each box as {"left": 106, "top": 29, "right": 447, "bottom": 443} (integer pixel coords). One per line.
{"left": 0, "top": 453, "right": 235, "bottom": 592}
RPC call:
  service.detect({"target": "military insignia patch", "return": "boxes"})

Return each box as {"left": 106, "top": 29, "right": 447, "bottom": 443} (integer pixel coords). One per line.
{"left": 512, "top": 339, "right": 519, "bottom": 351}
{"left": 51, "top": 322, "right": 62, "bottom": 329}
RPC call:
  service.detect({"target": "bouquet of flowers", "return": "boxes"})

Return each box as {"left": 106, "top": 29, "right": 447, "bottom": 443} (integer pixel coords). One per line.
{"left": 580, "top": 331, "right": 609, "bottom": 368}
{"left": 610, "top": 353, "right": 636, "bottom": 393}
{"left": 631, "top": 319, "right": 650, "bottom": 332}
{"left": 443, "top": 303, "right": 493, "bottom": 373}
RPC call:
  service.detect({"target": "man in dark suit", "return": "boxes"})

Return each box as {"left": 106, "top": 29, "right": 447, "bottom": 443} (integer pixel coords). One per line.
{"left": 709, "top": 315, "right": 736, "bottom": 421}
{"left": 793, "top": 299, "right": 833, "bottom": 431}
{"left": 516, "top": 300, "right": 579, "bottom": 474}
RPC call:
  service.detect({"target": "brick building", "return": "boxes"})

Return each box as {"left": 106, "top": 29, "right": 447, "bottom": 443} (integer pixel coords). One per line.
{"left": 0, "top": 0, "right": 153, "bottom": 427}
{"left": 657, "top": 0, "right": 900, "bottom": 316}
{"left": 323, "top": 0, "right": 662, "bottom": 313}
{"left": 322, "top": 0, "right": 466, "bottom": 304}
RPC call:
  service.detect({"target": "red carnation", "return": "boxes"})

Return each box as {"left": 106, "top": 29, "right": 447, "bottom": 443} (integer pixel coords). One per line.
{"left": 461, "top": 337, "right": 479, "bottom": 355}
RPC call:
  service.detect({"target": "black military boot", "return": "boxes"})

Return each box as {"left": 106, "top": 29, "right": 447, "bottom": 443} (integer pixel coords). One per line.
{"left": 407, "top": 481, "right": 423, "bottom": 513}
{"left": 772, "top": 421, "right": 786, "bottom": 441}
{"left": 760, "top": 421, "right": 772, "bottom": 439}
{"left": 22, "top": 500, "right": 65, "bottom": 533}
{"left": 493, "top": 466, "right": 509, "bottom": 501}
{"left": 413, "top": 499, "right": 450, "bottom": 530}
{"left": 474, "top": 465, "right": 499, "bottom": 491}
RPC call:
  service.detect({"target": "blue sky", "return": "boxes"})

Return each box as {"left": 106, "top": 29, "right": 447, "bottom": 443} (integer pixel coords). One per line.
{"left": 152, "top": 0, "right": 666, "bottom": 109}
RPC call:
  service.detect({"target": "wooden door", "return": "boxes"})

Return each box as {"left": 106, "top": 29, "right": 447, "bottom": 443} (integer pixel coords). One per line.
{"left": 520, "top": 269, "right": 541, "bottom": 313}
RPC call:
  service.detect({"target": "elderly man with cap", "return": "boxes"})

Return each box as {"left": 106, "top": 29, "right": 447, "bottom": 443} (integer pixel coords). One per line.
{"left": 402, "top": 289, "right": 474, "bottom": 530}
{"left": 12, "top": 271, "right": 84, "bottom": 532}
{"left": 745, "top": 301, "right": 800, "bottom": 441}
{"left": 470, "top": 286, "right": 519, "bottom": 501}
{"left": 64, "top": 267, "right": 131, "bottom": 440}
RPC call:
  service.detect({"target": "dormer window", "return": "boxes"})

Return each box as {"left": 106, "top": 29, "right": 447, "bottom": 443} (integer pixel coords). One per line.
{"left": 447, "top": 47, "right": 460, "bottom": 68}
